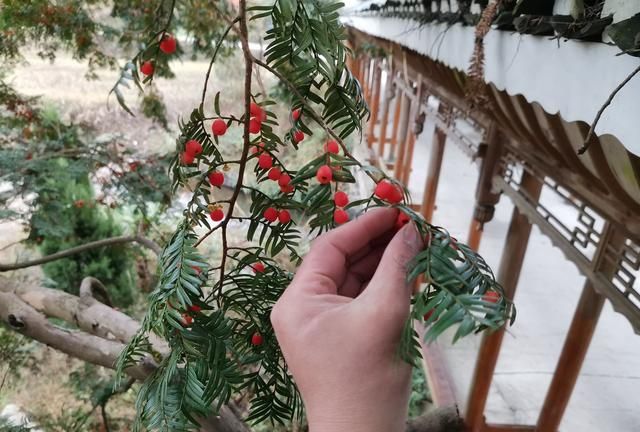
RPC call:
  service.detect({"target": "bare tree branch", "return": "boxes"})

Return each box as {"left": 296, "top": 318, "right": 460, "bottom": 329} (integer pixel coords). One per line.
{"left": 0, "top": 280, "right": 249, "bottom": 432}
{"left": 0, "top": 235, "right": 161, "bottom": 272}
{"left": 0, "top": 290, "right": 154, "bottom": 380}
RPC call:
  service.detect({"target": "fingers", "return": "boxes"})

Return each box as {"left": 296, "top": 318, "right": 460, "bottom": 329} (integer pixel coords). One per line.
{"left": 358, "top": 222, "right": 424, "bottom": 324}
{"left": 291, "top": 208, "right": 398, "bottom": 295}
{"left": 339, "top": 245, "right": 386, "bottom": 298}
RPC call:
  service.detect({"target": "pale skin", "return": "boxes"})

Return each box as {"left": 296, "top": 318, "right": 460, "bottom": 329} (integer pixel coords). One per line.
{"left": 271, "top": 208, "right": 424, "bottom": 432}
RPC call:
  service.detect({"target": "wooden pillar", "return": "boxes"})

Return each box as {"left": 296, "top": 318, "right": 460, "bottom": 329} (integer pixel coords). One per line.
{"left": 399, "top": 77, "right": 424, "bottom": 185}
{"left": 536, "top": 223, "right": 626, "bottom": 432}
{"left": 420, "top": 104, "right": 450, "bottom": 222}
{"left": 467, "top": 126, "right": 504, "bottom": 251}
{"left": 388, "top": 81, "right": 404, "bottom": 163}
{"left": 394, "top": 86, "right": 413, "bottom": 178}
{"left": 377, "top": 64, "right": 394, "bottom": 158}
{"left": 465, "top": 170, "right": 544, "bottom": 432}
{"left": 367, "top": 60, "right": 383, "bottom": 148}
{"left": 362, "top": 58, "right": 370, "bottom": 101}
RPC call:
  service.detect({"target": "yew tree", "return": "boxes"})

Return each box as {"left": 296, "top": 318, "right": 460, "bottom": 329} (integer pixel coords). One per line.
{"left": 0, "top": 1, "right": 514, "bottom": 431}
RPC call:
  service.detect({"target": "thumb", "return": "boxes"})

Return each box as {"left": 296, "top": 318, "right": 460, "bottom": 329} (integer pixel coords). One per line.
{"left": 360, "top": 222, "right": 423, "bottom": 316}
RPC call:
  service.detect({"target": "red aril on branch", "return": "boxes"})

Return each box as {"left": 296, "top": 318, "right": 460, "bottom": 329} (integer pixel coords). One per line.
{"left": 181, "top": 152, "right": 195, "bottom": 165}
{"left": 249, "top": 118, "right": 261, "bottom": 134}
{"left": 129, "top": 161, "right": 139, "bottom": 171}
{"left": 185, "top": 139, "right": 203, "bottom": 156}
{"left": 210, "top": 208, "right": 224, "bottom": 222}
{"left": 293, "top": 130, "right": 304, "bottom": 143}
{"left": 258, "top": 154, "right": 273, "bottom": 170}
{"left": 212, "top": 119, "right": 227, "bottom": 136}
{"left": 252, "top": 262, "right": 265, "bottom": 273}
{"left": 263, "top": 207, "right": 278, "bottom": 223}
{"left": 333, "top": 191, "right": 349, "bottom": 207}
{"left": 188, "top": 304, "right": 202, "bottom": 313}
{"left": 251, "top": 142, "right": 265, "bottom": 154}
{"left": 140, "top": 61, "right": 154, "bottom": 76}
{"left": 316, "top": 165, "right": 332, "bottom": 184}
{"left": 159, "top": 34, "right": 177, "bottom": 54}
{"left": 280, "top": 184, "right": 294, "bottom": 194}
{"left": 278, "top": 173, "right": 291, "bottom": 187}
{"left": 278, "top": 210, "right": 291, "bottom": 224}
{"left": 208, "top": 171, "right": 224, "bottom": 187}
{"left": 423, "top": 309, "right": 435, "bottom": 321}
{"left": 374, "top": 180, "right": 393, "bottom": 200}
{"left": 250, "top": 102, "right": 262, "bottom": 117}
{"left": 325, "top": 140, "right": 339, "bottom": 154}
{"left": 292, "top": 108, "right": 301, "bottom": 121}
{"left": 251, "top": 332, "right": 264, "bottom": 346}
{"left": 395, "top": 211, "right": 411, "bottom": 230}
{"left": 388, "top": 185, "right": 403, "bottom": 204}
{"left": 334, "top": 209, "right": 349, "bottom": 224}
{"left": 182, "top": 313, "right": 193, "bottom": 327}
{"left": 374, "top": 180, "right": 403, "bottom": 204}
{"left": 267, "top": 167, "right": 281, "bottom": 181}
{"left": 483, "top": 291, "right": 501, "bottom": 303}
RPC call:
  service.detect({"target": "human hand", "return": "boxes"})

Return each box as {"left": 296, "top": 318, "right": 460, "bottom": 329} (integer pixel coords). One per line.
{"left": 271, "top": 208, "right": 424, "bottom": 432}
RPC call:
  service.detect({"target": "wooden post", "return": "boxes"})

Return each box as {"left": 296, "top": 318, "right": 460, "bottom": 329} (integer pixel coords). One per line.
{"left": 420, "top": 104, "right": 450, "bottom": 222}
{"left": 394, "top": 85, "right": 413, "bottom": 179}
{"left": 467, "top": 126, "right": 504, "bottom": 251}
{"left": 465, "top": 170, "right": 544, "bottom": 432}
{"left": 400, "top": 78, "right": 424, "bottom": 185}
{"left": 362, "top": 58, "right": 370, "bottom": 101}
{"left": 388, "top": 82, "right": 404, "bottom": 164}
{"left": 536, "top": 223, "right": 626, "bottom": 432}
{"left": 377, "top": 63, "right": 394, "bottom": 158}
{"left": 467, "top": 220, "right": 484, "bottom": 252}
{"left": 367, "top": 61, "right": 383, "bottom": 148}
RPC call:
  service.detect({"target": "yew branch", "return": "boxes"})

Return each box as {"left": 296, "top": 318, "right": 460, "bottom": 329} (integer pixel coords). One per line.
{"left": 0, "top": 235, "right": 161, "bottom": 272}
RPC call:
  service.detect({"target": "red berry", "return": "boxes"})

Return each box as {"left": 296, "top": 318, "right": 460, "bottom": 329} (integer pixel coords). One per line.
{"left": 210, "top": 208, "right": 224, "bottom": 221}
{"left": 293, "top": 130, "right": 304, "bottom": 143}
{"left": 263, "top": 207, "right": 278, "bottom": 222}
{"left": 191, "top": 265, "right": 202, "bottom": 274}
{"left": 278, "top": 173, "right": 291, "bottom": 187}
{"left": 258, "top": 154, "right": 273, "bottom": 170}
{"left": 249, "top": 118, "right": 262, "bottom": 134}
{"left": 212, "top": 119, "right": 227, "bottom": 136}
{"left": 74, "top": 199, "right": 85, "bottom": 208}
{"left": 182, "top": 313, "right": 193, "bottom": 326}
{"left": 140, "top": 61, "right": 154, "bottom": 76}
{"left": 334, "top": 209, "right": 349, "bottom": 224}
{"left": 278, "top": 210, "right": 291, "bottom": 224}
{"left": 292, "top": 108, "right": 301, "bottom": 121}
{"left": 188, "top": 304, "right": 202, "bottom": 313}
{"left": 208, "top": 170, "right": 224, "bottom": 187}
{"left": 128, "top": 161, "right": 139, "bottom": 171}
{"left": 251, "top": 332, "right": 263, "bottom": 346}
{"left": 484, "top": 291, "right": 501, "bottom": 303}
{"left": 159, "top": 34, "right": 177, "bottom": 54}
{"left": 251, "top": 142, "right": 265, "bottom": 154}
{"left": 253, "top": 262, "right": 265, "bottom": 273}
{"left": 280, "top": 184, "right": 294, "bottom": 194}
{"left": 181, "top": 152, "right": 195, "bottom": 165}
{"left": 185, "top": 139, "right": 203, "bottom": 156}
{"left": 325, "top": 140, "right": 339, "bottom": 154}
{"left": 316, "top": 165, "right": 333, "bottom": 184}
{"left": 423, "top": 309, "right": 435, "bottom": 321}
{"left": 388, "top": 185, "right": 404, "bottom": 204}
{"left": 374, "top": 180, "right": 393, "bottom": 200}
{"left": 395, "top": 211, "right": 411, "bottom": 230}
{"left": 250, "top": 102, "right": 262, "bottom": 118}
{"left": 267, "top": 167, "right": 282, "bottom": 181}
{"left": 333, "top": 191, "right": 349, "bottom": 207}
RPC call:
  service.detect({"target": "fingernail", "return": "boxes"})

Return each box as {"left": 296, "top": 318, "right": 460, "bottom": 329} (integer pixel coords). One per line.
{"left": 403, "top": 221, "right": 423, "bottom": 254}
